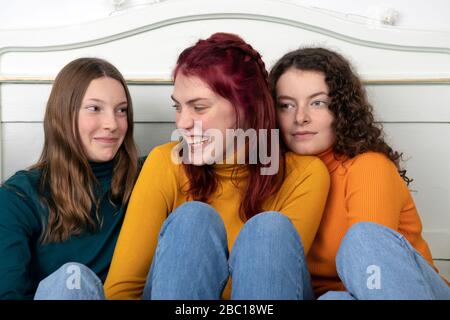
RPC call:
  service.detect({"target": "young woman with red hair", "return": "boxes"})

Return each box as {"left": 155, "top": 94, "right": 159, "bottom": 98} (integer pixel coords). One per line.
{"left": 104, "top": 33, "right": 330, "bottom": 300}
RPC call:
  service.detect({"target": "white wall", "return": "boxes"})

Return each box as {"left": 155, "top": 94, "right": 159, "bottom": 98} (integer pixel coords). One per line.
{"left": 0, "top": 0, "right": 449, "bottom": 31}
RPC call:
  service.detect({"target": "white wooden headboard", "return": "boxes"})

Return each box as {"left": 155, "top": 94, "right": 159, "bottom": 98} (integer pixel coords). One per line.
{"left": 1, "top": 0, "right": 449, "bottom": 261}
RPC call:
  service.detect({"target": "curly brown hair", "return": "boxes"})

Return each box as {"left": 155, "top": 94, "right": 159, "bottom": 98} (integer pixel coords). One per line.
{"left": 269, "top": 47, "right": 411, "bottom": 185}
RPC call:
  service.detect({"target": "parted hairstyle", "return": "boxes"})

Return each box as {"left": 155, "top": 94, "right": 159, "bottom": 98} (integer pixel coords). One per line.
{"left": 31, "top": 57, "right": 139, "bottom": 243}
{"left": 269, "top": 47, "right": 411, "bottom": 184}
{"left": 173, "top": 32, "right": 285, "bottom": 220}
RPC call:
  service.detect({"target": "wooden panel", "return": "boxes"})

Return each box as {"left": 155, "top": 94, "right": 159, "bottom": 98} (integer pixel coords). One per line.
{"left": 383, "top": 123, "right": 450, "bottom": 259}
{"left": 367, "top": 84, "right": 450, "bottom": 122}
{"left": 3, "top": 83, "right": 450, "bottom": 122}
{"left": 134, "top": 122, "right": 176, "bottom": 156}
{"left": 383, "top": 123, "right": 450, "bottom": 228}
{"left": 2, "top": 0, "right": 449, "bottom": 50}
{"left": 1, "top": 0, "right": 449, "bottom": 81}
{"left": 2, "top": 20, "right": 450, "bottom": 81}
{"left": 1, "top": 83, "right": 175, "bottom": 122}
{"left": 1, "top": 123, "right": 43, "bottom": 179}
{"left": 434, "top": 260, "right": 450, "bottom": 282}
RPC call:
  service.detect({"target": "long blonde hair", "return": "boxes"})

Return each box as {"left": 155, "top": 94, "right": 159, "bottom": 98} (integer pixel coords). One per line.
{"left": 31, "top": 57, "right": 139, "bottom": 243}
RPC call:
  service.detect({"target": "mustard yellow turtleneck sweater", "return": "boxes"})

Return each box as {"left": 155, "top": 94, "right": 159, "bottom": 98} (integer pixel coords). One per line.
{"left": 104, "top": 141, "right": 330, "bottom": 299}
{"left": 307, "top": 148, "right": 447, "bottom": 296}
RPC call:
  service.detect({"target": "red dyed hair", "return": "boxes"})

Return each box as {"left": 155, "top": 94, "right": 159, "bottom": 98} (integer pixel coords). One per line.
{"left": 173, "top": 32, "right": 285, "bottom": 220}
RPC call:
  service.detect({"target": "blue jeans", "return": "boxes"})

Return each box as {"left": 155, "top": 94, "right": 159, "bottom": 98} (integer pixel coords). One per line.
{"left": 34, "top": 262, "right": 104, "bottom": 300}
{"left": 318, "top": 222, "right": 450, "bottom": 300}
{"left": 143, "top": 201, "right": 313, "bottom": 300}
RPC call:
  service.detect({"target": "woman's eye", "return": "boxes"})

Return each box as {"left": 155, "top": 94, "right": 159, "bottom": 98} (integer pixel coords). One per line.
{"left": 172, "top": 104, "right": 181, "bottom": 112}
{"left": 311, "top": 100, "right": 328, "bottom": 108}
{"left": 278, "top": 102, "right": 295, "bottom": 110}
{"left": 193, "top": 106, "right": 207, "bottom": 112}
{"left": 87, "top": 105, "right": 100, "bottom": 112}
{"left": 117, "top": 107, "right": 128, "bottom": 115}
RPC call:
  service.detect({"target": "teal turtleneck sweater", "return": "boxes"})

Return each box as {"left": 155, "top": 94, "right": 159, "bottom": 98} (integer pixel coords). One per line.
{"left": 0, "top": 161, "right": 125, "bottom": 300}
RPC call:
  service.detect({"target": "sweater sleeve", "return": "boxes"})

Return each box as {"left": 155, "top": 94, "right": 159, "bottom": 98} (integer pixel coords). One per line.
{"left": 345, "top": 152, "right": 404, "bottom": 229}
{"left": 0, "top": 185, "right": 38, "bottom": 299}
{"left": 278, "top": 157, "right": 330, "bottom": 254}
{"left": 104, "top": 145, "right": 176, "bottom": 299}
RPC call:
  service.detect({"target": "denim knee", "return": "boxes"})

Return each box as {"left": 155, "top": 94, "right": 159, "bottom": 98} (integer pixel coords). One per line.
{"left": 147, "top": 202, "right": 229, "bottom": 300}
{"left": 169, "top": 201, "right": 221, "bottom": 225}
{"left": 338, "top": 222, "right": 398, "bottom": 253}
{"left": 230, "top": 212, "right": 311, "bottom": 300}
{"left": 159, "top": 201, "right": 227, "bottom": 249}
{"left": 232, "top": 211, "right": 305, "bottom": 260}
{"left": 336, "top": 222, "right": 403, "bottom": 271}
{"left": 334, "top": 222, "right": 450, "bottom": 299}
{"left": 34, "top": 262, "right": 104, "bottom": 300}
{"left": 345, "top": 221, "right": 395, "bottom": 240}
{"left": 241, "top": 211, "right": 303, "bottom": 245}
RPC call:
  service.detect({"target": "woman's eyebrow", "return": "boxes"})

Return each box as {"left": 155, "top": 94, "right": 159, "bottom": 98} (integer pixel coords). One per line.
{"left": 277, "top": 95, "right": 296, "bottom": 101}
{"left": 307, "top": 91, "right": 329, "bottom": 99}
{"left": 85, "top": 98, "right": 127, "bottom": 106}
{"left": 171, "top": 95, "right": 210, "bottom": 105}
{"left": 84, "top": 98, "right": 104, "bottom": 103}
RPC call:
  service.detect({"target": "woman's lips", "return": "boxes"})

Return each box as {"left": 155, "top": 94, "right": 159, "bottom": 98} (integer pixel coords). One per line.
{"left": 292, "top": 132, "right": 316, "bottom": 140}
{"left": 94, "top": 137, "right": 118, "bottom": 144}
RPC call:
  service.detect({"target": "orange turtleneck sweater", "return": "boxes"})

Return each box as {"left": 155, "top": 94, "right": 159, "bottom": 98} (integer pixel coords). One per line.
{"left": 307, "top": 148, "right": 447, "bottom": 296}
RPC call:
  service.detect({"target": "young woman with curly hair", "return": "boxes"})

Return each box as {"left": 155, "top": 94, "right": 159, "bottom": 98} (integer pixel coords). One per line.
{"left": 269, "top": 47, "right": 450, "bottom": 299}
{"left": 104, "top": 33, "right": 330, "bottom": 300}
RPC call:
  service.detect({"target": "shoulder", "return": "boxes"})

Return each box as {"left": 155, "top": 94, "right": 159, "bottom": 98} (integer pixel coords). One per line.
{"left": 346, "top": 152, "right": 397, "bottom": 173}
{"left": 276, "top": 153, "right": 330, "bottom": 201}
{"left": 342, "top": 152, "right": 404, "bottom": 190}
{"left": 285, "top": 152, "right": 329, "bottom": 177}
{"left": 1, "top": 169, "right": 41, "bottom": 199}
{"left": 284, "top": 152, "right": 330, "bottom": 188}
{"left": 149, "top": 141, "right": 180, "bottom": 158}
{"left": 139, "top": 141, "right": 181, "bottom": 174}
{"left": 148, "top": 141, "right": 180, "bottom": 160}
{"left": 0, "top": 169, "right": 42, "bottom": 227}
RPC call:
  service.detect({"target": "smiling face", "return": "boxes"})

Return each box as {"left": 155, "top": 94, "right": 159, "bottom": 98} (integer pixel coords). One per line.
{"left": 275, "top": 69, "right": 336, "bottom": 155}
{"left": 78, "top": 76, "right": 128, "bottom": 162}
{"left": 172, "top": 73, "right": 238, "bottom": 165}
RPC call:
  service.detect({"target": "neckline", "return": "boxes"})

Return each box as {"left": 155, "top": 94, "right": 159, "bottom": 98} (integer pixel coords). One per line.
{"left": 89, "top": 159, "right": 114, "bottom": 181}
{"left": 317, "top": 147, "right": 342, "bottom": 173}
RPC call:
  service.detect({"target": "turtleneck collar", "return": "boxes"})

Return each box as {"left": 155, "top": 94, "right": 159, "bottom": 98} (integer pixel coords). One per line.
{"left": 89, "top": 160, "right": 114, "bottom": 182}
{"left": 317, "top": 147, "right": 342, "bottom": 173}
{"left": 212, "top": 163, "right": 249, "bottom": 179}
{"left": 211, "top": 145, "right": 250, "bottom": 179}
